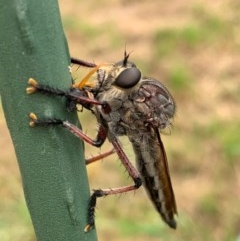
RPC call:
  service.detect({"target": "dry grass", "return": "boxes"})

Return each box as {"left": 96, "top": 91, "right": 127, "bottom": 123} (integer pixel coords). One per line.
{"left": 0, "top": 0, "right": 240, "bottom": 240}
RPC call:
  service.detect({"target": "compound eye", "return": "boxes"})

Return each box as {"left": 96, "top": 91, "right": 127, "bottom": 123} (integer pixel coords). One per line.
{"left": 114, "top": 67, "right": 141, "bottom": 89}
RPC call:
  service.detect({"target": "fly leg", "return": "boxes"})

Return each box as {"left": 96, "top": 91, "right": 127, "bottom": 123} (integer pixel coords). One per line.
{"left": 29, "top": 114, "right": 142, "bottom": 232}
{"left": 29, "top": 113, "right": 115, "bottom": 164}
{"left": 29, "top": 113, "right": 116, "bottom": 230}
{"left": 70, "top": 57, "right": 97, "bottom": 68}
{"left": 26, "top": 78, "right": 104, "bottom": 111}
{"left": 85, "top": 135, "right": 142, "bottom": 232}
{"left": 29, "top": 113, "right": 108, "bottom": 148}
{"left": 85, "top": 148, "right": 115, "bottom": 165}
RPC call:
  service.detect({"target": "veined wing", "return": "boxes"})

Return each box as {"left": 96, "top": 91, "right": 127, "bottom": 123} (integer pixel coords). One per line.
{"left": 132, "top": 127, "right": 177, "bottom": 229}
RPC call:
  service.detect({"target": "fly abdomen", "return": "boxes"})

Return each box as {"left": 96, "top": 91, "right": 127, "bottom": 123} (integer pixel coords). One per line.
{"left": 131, "top": 132, "right": 177, "bottom": 229}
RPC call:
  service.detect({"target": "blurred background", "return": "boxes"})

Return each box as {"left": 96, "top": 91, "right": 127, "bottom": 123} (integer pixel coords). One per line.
{"left": 0, "top": 0, "right": 240, "bottom": 240}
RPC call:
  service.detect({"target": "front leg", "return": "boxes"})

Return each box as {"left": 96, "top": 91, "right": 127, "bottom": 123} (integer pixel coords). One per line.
{"left": 26, "top": 78, "right": 104, "bottom": 111}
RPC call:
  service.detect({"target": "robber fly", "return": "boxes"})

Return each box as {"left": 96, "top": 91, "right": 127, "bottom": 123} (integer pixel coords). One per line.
{"left": 26, "top": 52, "right": 177, "bottom": 232}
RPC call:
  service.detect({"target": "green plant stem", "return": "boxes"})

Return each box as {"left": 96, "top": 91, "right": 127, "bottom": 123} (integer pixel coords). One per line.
{"left": 0, "top": 0, "right": 97, "bottom": 240}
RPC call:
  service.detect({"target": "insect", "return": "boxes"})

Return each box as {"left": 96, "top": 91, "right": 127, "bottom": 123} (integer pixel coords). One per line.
{"left": 26, "top": 52, "right": 177, "bottom": 232}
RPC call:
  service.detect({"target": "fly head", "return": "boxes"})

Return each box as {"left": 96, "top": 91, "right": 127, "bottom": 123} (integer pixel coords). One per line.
{"left": 96, "top": 52, "right": 142, "bottom": 93}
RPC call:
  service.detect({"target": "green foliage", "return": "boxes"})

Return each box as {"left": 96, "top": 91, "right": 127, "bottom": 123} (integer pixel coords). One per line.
{"left": 214, "top": 121, "right": 240, "bottom": 164}
{"left": 197, "top": 194, "right": 220, "bottom": 217}
{"left": 63, "top": 16, "right": 101, "bottom": 38}
{"left": 0, "top": 199, "right": 34, "bottom": 241}
{"left": 154, "top": 10, "right": 231, "bottom": 59}
{"left": 154, "top": 25, "right": 202, "bottom": 57}
{"left": 117, "top": 218, "right": 166, "bottom": 237}
{"left": 63, "top": 16, "right": 124, "bottom": 49}
{"left": 197, "top": 120, "right": 240, "bottom": 164}
{"left": 168, "top": 65, "right": 192, "bottom": 92}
